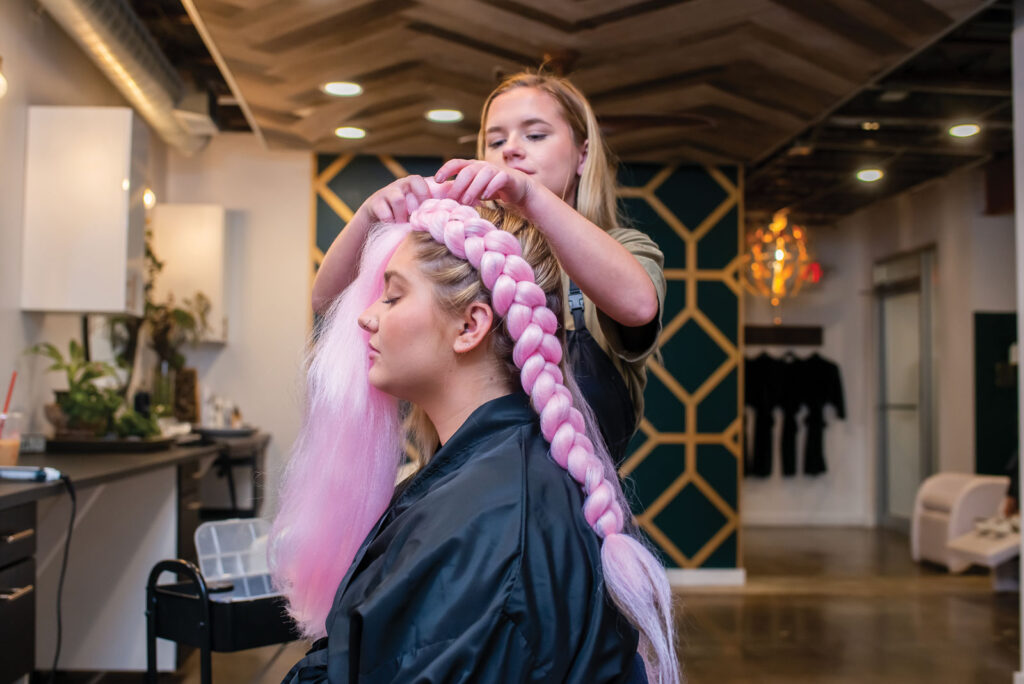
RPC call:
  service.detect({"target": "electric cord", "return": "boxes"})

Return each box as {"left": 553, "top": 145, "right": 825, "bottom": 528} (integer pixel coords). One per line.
{"left": 48, "top": 475, "right": 76, "bottom": 684}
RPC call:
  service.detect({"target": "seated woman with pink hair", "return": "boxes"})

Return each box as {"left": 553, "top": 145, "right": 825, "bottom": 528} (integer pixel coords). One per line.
{"left": 270, "top": 195, "right": 680, "bottom": 683}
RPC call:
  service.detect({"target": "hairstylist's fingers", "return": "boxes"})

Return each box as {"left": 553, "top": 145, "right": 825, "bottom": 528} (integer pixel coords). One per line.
{"left": 391, "top": 196, "right": 410, "bottom": 223}
{"left": 383, "top": 186, "right": 411, "bottom": 223}
{"left": 371, "top": 197, "right": 395, "bottom": 223}
{"left": 405, "top": 192, "right": 420, "bottom": 214}
{"left": 482, "top": 171, "right": 511, "bottom": 201}
{"left": 461, "top": 165, "right": 497, "bottom": 206}
{"left": 446, "top": 163, "right": 481, "bottom": 202}
{"left": 434, "top": 158, "right": 474, "bottom": 183}
{"left": 407, "top": 174, "right": 432, "bottom": 202}
{"left": 431, "top": 179, "right": 457, "bottom": 200}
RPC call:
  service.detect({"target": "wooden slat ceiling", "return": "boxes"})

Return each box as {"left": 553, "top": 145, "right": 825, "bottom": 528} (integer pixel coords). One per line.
{"left": 181, "top": 0, "right": 992, "bottom": 165}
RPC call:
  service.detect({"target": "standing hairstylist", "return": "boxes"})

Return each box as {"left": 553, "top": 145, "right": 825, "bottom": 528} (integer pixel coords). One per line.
{"left": 313, "top": 72, "right": 666, "bottom": 463}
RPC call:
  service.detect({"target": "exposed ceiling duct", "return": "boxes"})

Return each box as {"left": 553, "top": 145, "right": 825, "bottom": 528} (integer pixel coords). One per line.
{"left": 37, "top": 0, "right": 210, "bottom": 155}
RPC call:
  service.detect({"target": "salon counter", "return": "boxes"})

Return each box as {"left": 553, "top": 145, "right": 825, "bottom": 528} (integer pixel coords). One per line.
{"left": 0, "top": 443, "right": 221, "bottom": 510}
{"left": 0, "top": 442, "right": 225, "bottom": 678}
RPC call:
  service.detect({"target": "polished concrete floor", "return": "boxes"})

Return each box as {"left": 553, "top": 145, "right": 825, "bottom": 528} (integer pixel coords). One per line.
{"left": 164, "top": 526, "right": 1019, "bottom": 684}
{"left": 681, "top": 527, "right": 1019, "bottom": 683}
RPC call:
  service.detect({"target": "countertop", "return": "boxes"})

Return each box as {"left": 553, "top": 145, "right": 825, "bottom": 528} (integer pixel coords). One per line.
{"left": 0, "top": 443, "right": 221, "bottom": 511}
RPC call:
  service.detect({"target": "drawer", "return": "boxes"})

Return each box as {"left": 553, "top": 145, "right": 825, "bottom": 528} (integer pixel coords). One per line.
{"left": 0, "top": 502, "right": 36, "bottom": 569}
{"left": 0, "top": 557, "right": 35, "bottom": 683}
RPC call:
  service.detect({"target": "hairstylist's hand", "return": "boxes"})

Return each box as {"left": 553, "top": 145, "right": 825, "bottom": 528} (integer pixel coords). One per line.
{"left": 360, "top": 175, "right": 435, "bottom": 224}
{"left": 434, "top": 159, "right": 532, "bottom": 208}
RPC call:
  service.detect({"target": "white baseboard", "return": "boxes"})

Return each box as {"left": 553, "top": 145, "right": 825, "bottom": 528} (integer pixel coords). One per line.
{"left": 667, "top": 568, "right": 747, "bottom": 587}
{"left": 1013, "top": 671, "right": 1024, "bottom": 684}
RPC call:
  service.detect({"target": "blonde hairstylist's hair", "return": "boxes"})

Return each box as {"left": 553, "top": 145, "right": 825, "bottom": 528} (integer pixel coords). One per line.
{"left": 477, "top": 71, "right": 622, "bottom": 232}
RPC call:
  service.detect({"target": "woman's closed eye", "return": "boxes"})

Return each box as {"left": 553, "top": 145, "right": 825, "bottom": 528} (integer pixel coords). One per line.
{"left": 486, "top": 138, "right": 505, "bottom": 149}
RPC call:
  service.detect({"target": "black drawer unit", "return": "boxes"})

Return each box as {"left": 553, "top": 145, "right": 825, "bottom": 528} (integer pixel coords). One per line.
{"left": 0, "top": 501, "right": 37, "bottom": 684}
{"left": 0, "top": 501, "right": 36, "bottom": 568}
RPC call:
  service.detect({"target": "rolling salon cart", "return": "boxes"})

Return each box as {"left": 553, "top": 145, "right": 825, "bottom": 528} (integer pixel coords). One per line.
{"left": 146, "top": 518, "right": 297, "bottom": 683}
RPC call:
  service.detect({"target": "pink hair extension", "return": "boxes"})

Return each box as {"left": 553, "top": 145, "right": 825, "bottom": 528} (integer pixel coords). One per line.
{"left": 268, "top": 222, "right": 412, "bottom": 638}
{"left": 409, "top": 198, "right": 680, "bottom": 683}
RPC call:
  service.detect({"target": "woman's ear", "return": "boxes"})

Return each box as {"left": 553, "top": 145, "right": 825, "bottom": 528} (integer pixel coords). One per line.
{"left": 453, "top": 301, "right": 495, "bottom": 354}
{"left": 576, "top": 139, "right": 589, "bottom": 176}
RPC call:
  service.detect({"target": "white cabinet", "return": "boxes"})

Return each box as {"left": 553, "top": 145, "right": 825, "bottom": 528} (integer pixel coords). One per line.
{"left": 21, "top": 106, "right": 147, "bottom": 315}
{"left": 149, "top": 204, "right": 228, "bottom": 343}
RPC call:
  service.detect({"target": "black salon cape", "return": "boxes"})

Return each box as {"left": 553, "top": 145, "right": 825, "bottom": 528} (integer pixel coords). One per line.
{"left": 281, "top": 393, "right": 639, "bottom": 684}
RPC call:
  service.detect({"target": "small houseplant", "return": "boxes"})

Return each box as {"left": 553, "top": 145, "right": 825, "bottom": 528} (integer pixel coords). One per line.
{"left": 28, "top": 340, "right": 159, "bottom": 438}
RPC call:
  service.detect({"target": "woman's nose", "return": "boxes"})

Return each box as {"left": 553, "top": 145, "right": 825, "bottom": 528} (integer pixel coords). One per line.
{"left": 502, "top": 135, "right": 523, "bottom": 161}
{"left": 358, "top": 310, "right": 377, "bottom": 332}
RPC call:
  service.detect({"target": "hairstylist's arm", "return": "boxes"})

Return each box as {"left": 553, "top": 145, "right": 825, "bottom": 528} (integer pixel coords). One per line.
{"left": 436, "top": 159, "right": 658, "bottom": 328}
{"left": 312, "top": 175, "right": 434, "bottom": 314}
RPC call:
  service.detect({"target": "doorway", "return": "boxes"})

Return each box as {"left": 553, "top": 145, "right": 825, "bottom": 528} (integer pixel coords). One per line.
{"left": 874, "top": 249, "right": 936, "bottom": 531}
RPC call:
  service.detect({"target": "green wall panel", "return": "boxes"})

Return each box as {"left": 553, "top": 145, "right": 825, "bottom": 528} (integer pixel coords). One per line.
{"left": 655, "top": 167, "right": 728, "bottom": 230}
{"left": 698, "top": 281, "right": 738, "bottom": 341}
{"left": 662, "top": 321, "right": 728, "bottom": 394}
{"left": 620, "top": 197, "right": 686, "bottom": 270}
{"left": 697, "top": 206, "right": 741, "bottom": 270}
{"left": 654, "top": 484, "right": 728, "bottom": 559}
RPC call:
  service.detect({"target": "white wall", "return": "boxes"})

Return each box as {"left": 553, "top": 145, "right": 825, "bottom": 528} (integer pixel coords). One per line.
{"left": 0, "top": 0, "right": 167, "bottom": 427}
{"left": 743, "top": 219, "right": 875, "bottom": 526}
{"left": 165, "top": 134, "right": 311, "bottom": 515}
{"left": 743, "top": 166, "right": 1017, "bottom": 527}
{"left": 0, "top": 0, "right": 308, "bottom": 516}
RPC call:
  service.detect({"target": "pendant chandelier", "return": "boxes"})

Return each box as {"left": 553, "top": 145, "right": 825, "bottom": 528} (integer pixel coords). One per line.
{"left": 742, "top": 211, "right": 820, "bottom": 312}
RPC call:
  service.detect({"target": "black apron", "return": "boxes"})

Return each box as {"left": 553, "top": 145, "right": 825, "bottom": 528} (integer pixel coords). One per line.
{"left": 566, "top": 282, "right": 637, "bottom": 466}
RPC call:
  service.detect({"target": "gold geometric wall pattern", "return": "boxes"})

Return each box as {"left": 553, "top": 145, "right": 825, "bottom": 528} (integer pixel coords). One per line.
{"left": 312, "top": 155, "right": 744, "bottom": 569}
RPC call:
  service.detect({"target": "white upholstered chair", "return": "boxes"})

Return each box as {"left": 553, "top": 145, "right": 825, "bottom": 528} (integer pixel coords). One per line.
{"left": 911, "top": 472, "right": 1010, "bottom": 573}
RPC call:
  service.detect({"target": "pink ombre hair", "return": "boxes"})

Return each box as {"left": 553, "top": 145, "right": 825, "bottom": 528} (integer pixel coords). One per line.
{"left": 272, "top": 197, "right": 680, "bottom": 682}
{"left": 268, "top": 223, "right": 411, "bottom": 638}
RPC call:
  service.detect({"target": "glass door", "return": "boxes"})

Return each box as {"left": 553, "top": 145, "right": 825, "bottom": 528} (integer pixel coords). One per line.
{"left": 875, "top": 250, "right": 935, "bottom": 530}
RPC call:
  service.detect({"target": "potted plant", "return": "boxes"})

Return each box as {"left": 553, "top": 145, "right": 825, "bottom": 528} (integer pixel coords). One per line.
{"left": 111, "top": 229, "right": 210, "bottom": 418}
{"left": 28, "top": 340, "right": 159, "bottom": 438}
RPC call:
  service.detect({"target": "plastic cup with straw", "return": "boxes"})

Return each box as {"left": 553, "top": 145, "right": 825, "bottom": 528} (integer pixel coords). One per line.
{"left": 0, "top": 371, "right": 20, "bottom": 465}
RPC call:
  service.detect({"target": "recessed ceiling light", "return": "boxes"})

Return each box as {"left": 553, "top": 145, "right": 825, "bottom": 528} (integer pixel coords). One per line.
{"left": 948, "top": 123, "right": 981, "bottom": 138}
{"left": 878, "top": 90, "right": 908, "bottom": 103}
{"left": 861, "top": 121, "right": 881, "bottom": 131}
{"left": 322, "top": 81, "right": 363, "bottom": 97}
{"left": 143, "top": 188, "right": 156, "bottom": 209}
{"left": 425, "top": 109, "right": 464, "bottom": 123}
{"left": 334, "top": 126, "right": 366, "bottom": 139}
{"left": 856, "top": 168, "right": 884, "bottom": 183}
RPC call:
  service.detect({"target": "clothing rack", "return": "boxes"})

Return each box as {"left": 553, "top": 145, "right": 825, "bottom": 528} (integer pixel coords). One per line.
{"left": 744, "top": 325, "right": 823, "bottom": 347}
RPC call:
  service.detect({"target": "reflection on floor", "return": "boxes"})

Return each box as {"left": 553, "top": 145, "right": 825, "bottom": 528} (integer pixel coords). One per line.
{"left": 165, "top": 527, "right": 1018, "bottom": 683}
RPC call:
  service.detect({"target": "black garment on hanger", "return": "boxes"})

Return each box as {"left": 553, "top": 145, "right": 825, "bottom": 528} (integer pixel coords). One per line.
{"left": 744, "top": 353, "right": 780, "bottom": 477}
{"left": 777, "top": 352, "right": 803, "bottom": 477}
{"left": 800, "top": 353, "right": 845, "bottom": 475}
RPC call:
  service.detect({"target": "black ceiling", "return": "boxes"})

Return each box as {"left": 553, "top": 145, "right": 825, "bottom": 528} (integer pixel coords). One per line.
{"left": 746, "top": 1, "right": 1012, "bottom": 227}
{"left": 127, "top": 0, "right": 249, "bottom": 133}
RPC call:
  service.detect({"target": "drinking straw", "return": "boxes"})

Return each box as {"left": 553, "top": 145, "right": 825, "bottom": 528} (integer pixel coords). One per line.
{"left": 0, "top": 371, "right": 16, "bottom": 438}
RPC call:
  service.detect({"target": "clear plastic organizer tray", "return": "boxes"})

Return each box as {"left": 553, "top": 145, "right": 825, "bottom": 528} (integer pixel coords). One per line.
{"left": 194, "top": 518, "right": 276, "bottom": 603}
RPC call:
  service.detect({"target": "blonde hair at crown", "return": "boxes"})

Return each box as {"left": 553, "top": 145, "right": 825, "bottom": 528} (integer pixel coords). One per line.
{"left": 477, "top": 71, "right": 624, "bottom": 233}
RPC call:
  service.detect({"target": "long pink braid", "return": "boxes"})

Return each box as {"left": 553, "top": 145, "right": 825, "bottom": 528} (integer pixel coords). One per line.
{"left": 410, "top": 198, "right": 681, "bottom": 683}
